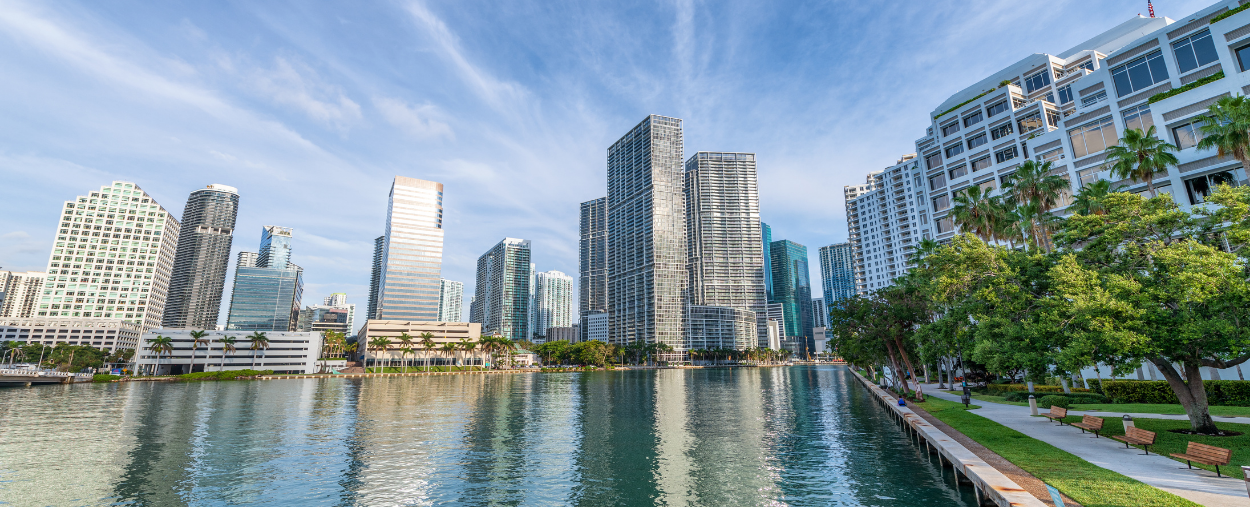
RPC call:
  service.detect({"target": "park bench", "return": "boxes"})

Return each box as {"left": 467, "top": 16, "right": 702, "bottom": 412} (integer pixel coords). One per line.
{"left": 1171, "top": 442, "right": 1232, "bottom": 478}
{"left": 1111, "top": 427, "right": 1157, "bottom": 455}
{"left": 1041, "top": 405, "right": 1067, "bottom": 425}
{"left": 1072, "top": 415, "right": 1104, "bottom": 437}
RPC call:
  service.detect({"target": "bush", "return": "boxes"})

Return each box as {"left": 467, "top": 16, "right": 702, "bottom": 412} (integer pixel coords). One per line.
{"left": 1003, "top": 391, "right": 1108, "bottom": 404}
{"left": 1101, "top": 380, "right": 1250, "bottom": 406}
{"left": 986, "top": 383, "right": 1090, "bottom": 395}
{"left": 179, "top": 369, "right": 273, "bottom": 381}
{"left": 1038, "top": 395, "right": 1070, "bottom": 409}
{"left": 92, "top": 374, "right": 121, "bottom": 383}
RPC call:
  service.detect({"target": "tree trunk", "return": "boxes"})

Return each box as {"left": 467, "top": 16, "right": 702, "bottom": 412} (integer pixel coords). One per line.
{"left": 883, "top": 340, "right": 910, "bottom": 396}
{"left": 1152, "top": 358, "right": 1219, "bottom": 434}
{"left": 893, "top": 335, "right": 924, "bottom": 400}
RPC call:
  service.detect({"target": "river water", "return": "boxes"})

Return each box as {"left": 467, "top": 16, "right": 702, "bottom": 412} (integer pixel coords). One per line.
{"left": 0, "top": 366, "right": 977, "bottom": 506}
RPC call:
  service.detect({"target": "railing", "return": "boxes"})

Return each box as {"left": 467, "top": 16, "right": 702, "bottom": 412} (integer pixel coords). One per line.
{"left": 0, "top": 368, "right": 92, "bottom": 379}
{"left": 1056, "top": 67, "right": 1093, "bottom": 80}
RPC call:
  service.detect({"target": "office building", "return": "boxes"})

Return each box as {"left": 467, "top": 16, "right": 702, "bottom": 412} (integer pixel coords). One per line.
{"left": 136, "top": 329, "right": 322, "bottom": 375}
{"left": 585, "top": 311, "right": 607, "bottom": 343}
{"left": 0, "top": 271, "right": 47, "bottom": 318}
{"left": 355, "top": 320, "right": 482, "bottom": 367}
{"left": 366, "top": 236, "right": 384, "bottom": 319}
{"left": 39, "top": 181, "right": 180, "bottom": 333}
{"left": 762, "top": 222, "right": 773, "bottom": 302}
{"left": 533, "top": 270, "right": 573, "bottom": 342}
{"left": 818, "top": 243, "right": 856, "bottom": 306}
{"left": 526, "top": 262, "right": 536, "bottom": 341}
{"left": 687, "top": 305, "right": 757, "bottom": 351}
{"left": 770, "top": 240, "right": 813, "bottom": 353}
{"left": 578, "top": 197, "right": 607, "bottom": 341}
{"left": 764, "top": 302, "right": 786, "bottom": 339}
{"left": 607, "top": 114, "right": 686, "bottom": 351}
{"left": 811, "top": 298, "right": 827, "bottom": 328}
{"left": 471, "top": 238, "right": 531, "bottom": 341}
{"left": 546, "top": 326, "right": 577, "bottom": 343}
{"left": 297, "top": 305, "right": 353, "bottom": 337}
{"left": 0, "top": 317, "right": 141, "bottom": 352}
{"left": 438, "top": 279, "right": 464, "bottom": 322}
{"left": 376, "top": 177, "right": 444, "bottom": 320}
{"left": 225, "top": 226, "right": 304, "bottom": 331}
{"left": 162, "top": 184, "right": 239, "bottom": 330}
{"left": 684, "top": 151, "right": 767, "bottom": 348}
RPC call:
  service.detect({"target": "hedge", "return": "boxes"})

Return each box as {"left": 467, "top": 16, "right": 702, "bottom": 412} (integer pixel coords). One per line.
{"left": 178, "top": 369, "right": 273, "bottom": 381}
{"left": 1102, "top": 380, "right": 1250, "bottom": 406}
{"left": 1003, "top": 391, "right": 1108, "bottom": 404}
{"left": 985, "top": 383, "right": 1091, "bottom": 395}
{"left": 1038, "top": 395, "right": 1071, "bottom": 409}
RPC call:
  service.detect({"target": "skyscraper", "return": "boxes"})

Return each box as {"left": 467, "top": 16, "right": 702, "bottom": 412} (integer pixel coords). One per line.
{"left": 811, "top": 298, "right": 827, "bottom": 328}
{"left": 376, "top": 177, "right": 444, "bottom": 320}
{"left": 41, "top": 181, "right": 181, "bottom": 333}
{"left": 534, "top": 270, "right": 573, "bottom": 342}
{"left": 366, "top": 235, "right": 383, "bottom": 320}
{"left": 762, "top": 222, "right": 773, "bottom": 302}
{"left": 163, "top": 184, "right": 239, "bottom": 330}
{"left": 472, "top": 238, "right": 531, "bottom": 341}
{"left": 818, "top": 242, "right": 856, "bottom": 308}
{"left": 770, "top": 239, "right": 813, "bottom": 352}
{"left": 578, "top": 197, "right": 607, "bottom": 341}
{"left": 607, "top": 114, "right": 686, "bottom": 351}
{"left": 438, "top": 279, "right": 464, "bottom": 322}
{"left": 0, "top": 271, "right": 47, "bottom": 318}
{"left": 324, "top": 293, "right": 348, "bottom": 307}
{"left": 225, "top": 226, "right": 304, "bottom": 331}
{"left": 684, "top": 151, "right": 767, "bottom": 348}
{"left": 297, "top": 293, "right": 355, "bottom": 337}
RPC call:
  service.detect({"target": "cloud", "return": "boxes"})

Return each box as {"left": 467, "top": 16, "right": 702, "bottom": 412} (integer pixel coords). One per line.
{"left": 373, "top": 97, "right": 453, "bottom": 140}
{"left": 251, "top": 56, "right": 362, "bottom": 131}
{"left": 401, "top": 1, "right": 528, "bottom": 114}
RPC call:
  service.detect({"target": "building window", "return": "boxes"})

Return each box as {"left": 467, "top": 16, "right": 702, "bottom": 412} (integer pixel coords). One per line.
{"left": 929, "top": 173, "right": 947, "bottom": 190}
{"left": 941, "top": 122, "right": 960, "bottom": 137}
{"left": 966, "top": 133, "right": 988, "bottom": 150}
{"left": 963, "top": 111, "right": 984, "bottom": 127}
{"left": 935, "top": 216, "right": 954, "bottom": 233}
{"left": 1121, "top": 104, "right": 1154, "bottom": 133}
{"left": 1024, "top": 69, "right": 1053, "bottom": 93}
{"left": 979, "top": 179, "right": 997, "bottom": 193}
{"left": 932, "top": 194, "right": 950, "bottom": 212}
{"left": 1172, "top": 29, "right": 1218, "bottom": 74}
{"left": 1037, "top": 147, "right": 1063, "bottom": 162}
{"left": 924, "top": 152, "right": 943, "bottom": 170}
{"left": 1185, "top": 168, "right": 1245, "bottom": 204}
{"left": 1081, "top": 90, "right": 1108, "bottom": 107}
{"left": 971, "top": 156, "right": 992, "bottom": 172}
{"left": 945, "top": 143, "right": 965, "bottom": 158}
{"left": 948, "top": 165, "right": 968, "bottom": 179}
{"left": 1237, "top": 43, "right": 1250, "bottom": 72}
{"left": 1017, "top": 112, "right": 1044, "bottom": 135}
{"left": 995, "top": 146, "right": 1019, "bottom": 163}
{"left": 987, "top": 100, "right": 1010, "bottom": 117}
{"left": 1057, "top": 84, "right": 1074, "bottom": 105}
{"left": 1110, "top": 50, "right": 1169, "bottom": 97}
{"left": 1068, "top": 116, "right": 1119, "bottom": 158}
{"left": 990, "top": 122, "right": 1014, "bottom": 140}
{"left": 1172, "top": 120, "right": 1204, "bottom": 150}
{"left": 1046, "top": 109, "right": 1061, "bottom": 128}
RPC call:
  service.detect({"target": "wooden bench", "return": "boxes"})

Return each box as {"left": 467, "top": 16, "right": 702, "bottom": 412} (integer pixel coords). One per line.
{"left": 1072, "top": 415, "right": 1104, "bottom": 437}
{"left": 1111, "top": 427, "right": 1157, "bottom": 455}
{"left": 1041, "top": 405, "right": 1068, "bottom": 424}
{"left": 1171, "top": 442, "right": 1233, "bottom": 478}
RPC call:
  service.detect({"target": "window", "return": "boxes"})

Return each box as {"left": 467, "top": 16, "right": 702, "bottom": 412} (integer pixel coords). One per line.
{"left": 1110, "top": 50, "right": 1169, "bottom": 97}
{"left": 1037, "top": 148, "right": 1063, "bottom": 162}
{"left": 1172, "top": 29, "right": 1218, "bottom": 74}
{"left": 936, "top": 216, "right": 954, "bottom": 233}
{"left": 1068, "top": 117, "right": 1119, "bottom": 158}
{"left": 995, "top": 146, "right": 1019, "bottom": 163}
{"left": 1184, "top": 168, "right": 1245, "bottom": 204}
{"left": 929, "top": 173, "right": 947, "bottom": 190}
{"left": 1057, "top": 84, "right": 1074, "bottom": 104}
{"left": 924, "top": 152, "right": 943, "bottom": 169}
{"left": 1081, "top": 90, "right": 1108, "bottom": 107}
{"left": 978, "top": 179, "right": 997, "bottom": 193}
{"left": 1121, "top": 104, "right": 1154, "bottom": 133}
{"left": 971, "top": 156, "right": 992, "bottom": 172}
{"left": 1237, "top": 43, "right": 1250, "bottom": 72}
{"left": 941, "top": 122, "right": 960, "bottom": 136}
{"left": 932, "top": 194, "right": 950, "bottom": 212}
{"left": 963, "top": 111, "right": 984, "bottom": 127}
{"left": 1024, "top": 69, "right": 1053, "bottom": 93}
{"left": 949, "top": 165, "right": 968, "bottom": 179}
{"left": 1172, "top": 121, "right": 1204, "bottom": 150}
{"left": 1046, "top": 109, "right": 1061, "bottom": 129}
{"left": 987, "top": 100, "right": 1010, "bottom": 117}
{"left": 945, "top": 143, "right": 965, "bottom": 158}
{"left": 1017, "top": 112, "right": 1044, "bottom": 135}
{"left": 966, "top": 133, "right": 988, "bottom": 150}
{"left": 990, "top": 122, "right": 1014, "bottom": 140}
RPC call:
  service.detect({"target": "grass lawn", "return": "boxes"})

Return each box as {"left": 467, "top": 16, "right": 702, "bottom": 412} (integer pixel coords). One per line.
{"left": 1061, "top": 415, "right": 1250, "bottom": 479}
{"left": 912, "top": 396, "right": 1201, "bottom": 507}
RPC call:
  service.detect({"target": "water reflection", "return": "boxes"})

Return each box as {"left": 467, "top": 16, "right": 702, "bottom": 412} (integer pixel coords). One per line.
{"left": 0, "top": 367, "right": 977, "bottom": 506}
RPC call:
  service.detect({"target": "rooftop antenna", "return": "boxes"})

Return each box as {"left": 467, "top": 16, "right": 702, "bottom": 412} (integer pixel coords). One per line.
{"left": 1148, "top": 0, "right": 1155, "bottom": 18}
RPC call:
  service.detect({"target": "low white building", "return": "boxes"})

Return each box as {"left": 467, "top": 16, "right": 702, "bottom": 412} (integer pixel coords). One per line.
{"left": 136, "top": 329, "right": 322, "bottom": 375}
{"left": 0, "top": 317, "right": 141, "bottom": 352}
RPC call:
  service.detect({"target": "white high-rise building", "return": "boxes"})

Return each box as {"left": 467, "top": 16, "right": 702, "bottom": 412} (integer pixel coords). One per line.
{"left": 533, "top": 270, "right": 574, "bottom": 342}
{"left": 376, "top": 176, "right": 444, "bottom": 320}
{"left": 39, "top": 181, "right": 180, "bottom": 333}
{"left": 846, "top": 155, "right": 925, "bottom": 293}
{"left": 0, "top": 271, "right": 48, "bottom": 318}
{"left": 324, "top": 293, "right": 348, "bottom": 307}
{"left": 438, "top": 279, "right": 464, "bottom": 322}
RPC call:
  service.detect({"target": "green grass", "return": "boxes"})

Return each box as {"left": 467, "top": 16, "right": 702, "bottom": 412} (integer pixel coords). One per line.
{"left": 1059, "top": 415, "right": 1250, "bottom": 479}
{"left": 1071, "top": 404, "right": 1250, "bottom": 417}
{"left": 912, "top": 396, "right": 1201, "bottom": 507}
{"left": 92, "top": 374, "right": 121, "bottom": 383}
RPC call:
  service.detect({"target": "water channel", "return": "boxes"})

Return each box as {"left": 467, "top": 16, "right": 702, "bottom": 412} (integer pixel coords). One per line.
{"left": 0, "top": 365, "right": 978, "bottom": 506}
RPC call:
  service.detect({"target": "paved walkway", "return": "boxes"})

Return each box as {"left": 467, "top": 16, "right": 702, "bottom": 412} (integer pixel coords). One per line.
{"left": 919, "top": 384, "right": 1247, "bottom": 507}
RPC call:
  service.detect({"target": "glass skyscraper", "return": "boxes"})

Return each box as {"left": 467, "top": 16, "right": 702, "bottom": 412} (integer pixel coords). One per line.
{"left": 225, "top": 226, "right": 304, "bottom": 331}
{"left": 818, "top": 242, "right": 856, "bottom": 312}
{"left": 376, "top": 177, "right": 444, "bottom": 320}
{"left": 471, "top": 238, "right": 531, "bottom": 341}
{"left": 578, "top": 197, "right": 607, "bottom": 342}
{"left": 762, "top": 222, "right": 773, "bottom": 303}
{"left": 163, "top": 184, "right": 239, "bottom": 330}
{"left": 770, "top": 239, "right": 813, "bottom": 353}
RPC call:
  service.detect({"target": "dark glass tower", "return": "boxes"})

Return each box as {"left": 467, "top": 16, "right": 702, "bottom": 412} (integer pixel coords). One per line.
{"left": 770, "top": 239, "right": 813, "bottom": 354}
{"left": 225, "top": 226, "right": 304, "bottom": 331}
{"left": 578, "top": 197, "right": 607, "bottom": 341}
{"left": 162, "top": 184, "right": 239, "bottom": 329}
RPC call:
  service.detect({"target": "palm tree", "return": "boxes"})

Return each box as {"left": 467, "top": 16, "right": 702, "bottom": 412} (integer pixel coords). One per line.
{"left": 1103, "top": 125, "right": 1178, "bottom": 197}
{"left": 400, "top": 347, "right": 415, "bottom": 373}
{"left": 949, "top": 185, "right": 996, "bottom": 241}
{"left": 1196, "top": 94, "right": 1250, "bottom": 171}
{"left": 1003, "top": 160, "right": 1069, "bottom": 251}
{"left": 1071, "top": 179, "right": 1124, "bottom": 215}
{"left": 368, "top": 336, "right": 392, "bottom": 372}
{"left": 188, "top": 330, "right": 210, "bottom": 374}
{"left": 146, "top": 335, "right": 173, "bottom": 375}
{"left": 420, "top": 332, "right": 436, "bottom": 372}
{"left": 441, "top": 342, "right": 457, "bottom": 371}
{"left": 398, "top": 333, "right": 414, "bottom": 372}
{"left": 462, "top": 341, "right": 477, "bottom": 370}
{"left": 247, "top": 332, "right": 270, "bottom": 370}
{"left": 219, "top": 335, "right": 237, "bottom": 371}
{"left": 477, "top": 335, "right": 497, "bottom": 369}
{"left": 4, "top": 340, "right": 21, "bottom": 367}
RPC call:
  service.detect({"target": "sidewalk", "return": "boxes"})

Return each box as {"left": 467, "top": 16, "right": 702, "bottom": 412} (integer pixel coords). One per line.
{"left": 919, "top": 384, "right": 1247, "bottom": 507}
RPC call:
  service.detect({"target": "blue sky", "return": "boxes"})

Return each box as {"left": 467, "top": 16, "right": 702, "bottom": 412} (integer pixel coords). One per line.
{"left": 0, "top": 0, "right": 1212, "bottom": 325}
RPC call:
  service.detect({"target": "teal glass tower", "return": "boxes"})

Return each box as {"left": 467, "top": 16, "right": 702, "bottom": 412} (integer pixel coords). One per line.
{"left": 225, "top": 226, "right": 304, "bottom": 331}
{"left": 762, "top": 222, "right": 773, "bottom": 303}
{"left": 770, "top": 239, "right": 812, "bottom": 354}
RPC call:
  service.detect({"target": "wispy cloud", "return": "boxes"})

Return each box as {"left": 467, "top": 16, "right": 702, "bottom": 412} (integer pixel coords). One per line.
{"left": 251, "top": 56, "right": 362, "bottom": 131}
{"left": 373, "top": 96, "right": 453, "bottom": 140}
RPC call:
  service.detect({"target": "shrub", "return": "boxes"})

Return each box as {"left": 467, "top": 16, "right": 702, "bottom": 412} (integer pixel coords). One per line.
{"left": 1004, "top": 391, "right": 1108, "bottom": 404}
{"left": 179, "top": 369, "right": 273, "bottom": 381}
{"left": 986, "top": 383, "right": 1090, "bottom": 395}
{"left": 1101, "top": 380, "right": 1250, "bottom": 406}
{"left": 1038, "top": 395, "right": 1070, "bottom": 409}
{"left": 92, "top": 374, "right": 121, "bottom": 383}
